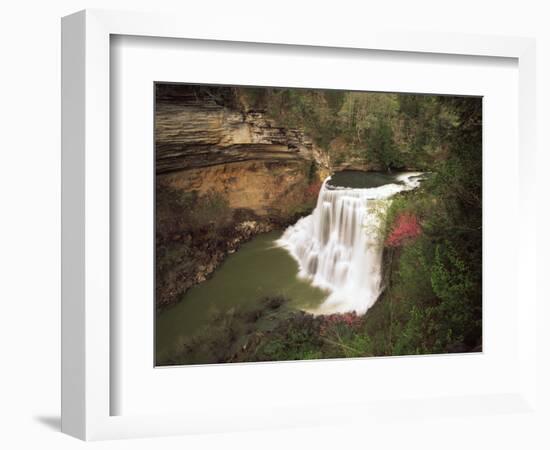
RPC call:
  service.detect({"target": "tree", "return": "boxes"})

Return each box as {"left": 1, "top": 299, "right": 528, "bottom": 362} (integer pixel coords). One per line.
{"left": 366, "top": 119, "right": 401, "bottom": 171}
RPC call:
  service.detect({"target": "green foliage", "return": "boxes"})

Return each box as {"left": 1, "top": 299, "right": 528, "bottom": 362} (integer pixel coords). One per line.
{"left": 156, "top": 184, "right": 232, "bottom": 237}
{"left": 373, "top": 97, "right": 482, "bottom": 354}
{"left": 158, "top": 297, "right": 329, "bottom": 365}
{"left": 189, "top": 190, "right": 232, "bottom": 228}
{"left": 253, "top": 317, "right": 325, "bottom": 361}
{"left": 366, "top": 119, "right": 402, "bottom": 171}
{"left": 155, "top": 184, "right": 235, "bottom": 308}
{"left": 240, "top": 87, "right": 343, "bottom": 149}
{"left": 241, "top": 86, "right": 461, "bottom": 172}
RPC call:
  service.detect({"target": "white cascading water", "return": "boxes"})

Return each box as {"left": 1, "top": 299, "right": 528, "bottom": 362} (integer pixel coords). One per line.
{"left": 277, "top": 172, "right": 422, "bottom": 315}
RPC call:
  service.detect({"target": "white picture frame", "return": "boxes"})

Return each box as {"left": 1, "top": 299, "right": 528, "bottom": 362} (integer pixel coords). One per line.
{"left": 61, "top": 9, "right": 538, "bottom": 441}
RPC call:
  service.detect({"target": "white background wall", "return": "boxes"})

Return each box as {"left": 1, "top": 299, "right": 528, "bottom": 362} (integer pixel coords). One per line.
{"left": 0, "top": 1, "right": 547, "bottom": 448}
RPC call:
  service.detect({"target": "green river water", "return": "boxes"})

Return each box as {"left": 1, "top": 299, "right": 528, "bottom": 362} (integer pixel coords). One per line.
{"left": 155, "top": 231, "right": 328, "bottom": 361}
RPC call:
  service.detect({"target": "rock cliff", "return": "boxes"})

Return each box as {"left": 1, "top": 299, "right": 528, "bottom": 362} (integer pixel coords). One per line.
{"left": 155, "top": 84, "right": 329, "bottom": 308}
{"left": 156, "top": 84, "right": 329, "bottom": 218}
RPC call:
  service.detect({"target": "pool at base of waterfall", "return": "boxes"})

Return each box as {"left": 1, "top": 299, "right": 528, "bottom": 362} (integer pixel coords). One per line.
{"left": 155, "top": 171, "right": 422, "bottom": 361}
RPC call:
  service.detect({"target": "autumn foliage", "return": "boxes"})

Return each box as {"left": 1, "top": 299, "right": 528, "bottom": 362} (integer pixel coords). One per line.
{"left": 319, "top": 312, "right": 362, "bottom": 336}
{"left": 305, "top": 181, "right": 322, "bottom": 201}
{"left": 385, "top": 212, "right": 422, "bottom": 247}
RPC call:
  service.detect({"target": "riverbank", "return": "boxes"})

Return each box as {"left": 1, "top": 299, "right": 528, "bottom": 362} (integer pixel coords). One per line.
{"left": 155, "top": 231, "right": 329, "bottom": 363}
{"left": 155, "top": 176, "right": 321, "bottom": 310}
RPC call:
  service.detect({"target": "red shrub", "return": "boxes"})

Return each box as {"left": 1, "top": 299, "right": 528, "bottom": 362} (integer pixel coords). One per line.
{"left": 305, "top": 182, "right": 322, "bottom": 200}
{"left": 319, "top": 312, "right": 361, "bottom": 336}
{"left": 385, "top": 212, "right": 422, "bottom": 248}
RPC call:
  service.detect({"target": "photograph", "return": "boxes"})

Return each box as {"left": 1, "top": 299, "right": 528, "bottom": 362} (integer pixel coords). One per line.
{"left": 154, "top": 83, "right": 483, "bottom": 366}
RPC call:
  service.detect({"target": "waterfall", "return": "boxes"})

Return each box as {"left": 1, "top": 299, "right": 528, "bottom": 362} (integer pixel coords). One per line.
{"left": 277, "top": 172, "right": 422, "bottom": 315}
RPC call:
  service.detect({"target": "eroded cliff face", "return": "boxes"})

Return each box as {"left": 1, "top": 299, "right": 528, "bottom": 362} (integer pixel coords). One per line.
{"left": 156, "top": 84, "right": 329, "bottom": 219}
{"left": 155, "top": 84, "right": 329, "bottom": 308}
{"left": 161, "top": 161, "right": 310, "bottom": 218}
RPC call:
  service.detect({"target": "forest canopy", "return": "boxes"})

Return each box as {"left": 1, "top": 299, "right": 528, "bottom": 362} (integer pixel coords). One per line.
{"left": 240, "top": 87, "right": 463, "bottom": 172}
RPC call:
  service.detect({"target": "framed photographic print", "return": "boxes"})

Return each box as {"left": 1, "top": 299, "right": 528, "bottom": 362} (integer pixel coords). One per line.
{"left": 62, "top": 9, "right": 538, "bottom": 441}
{"left": 153, "top": 82, "right": 482, "bottom": 367}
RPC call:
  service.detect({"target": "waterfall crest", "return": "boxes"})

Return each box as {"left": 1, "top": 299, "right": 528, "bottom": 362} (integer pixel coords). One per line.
{"left": 277, "top": 172, "right": 422, "bottom": 314}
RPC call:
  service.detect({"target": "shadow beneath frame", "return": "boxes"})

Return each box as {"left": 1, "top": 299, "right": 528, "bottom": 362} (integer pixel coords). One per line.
{"left": 34, "top": 415, "right": 61, "bottom": 432}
